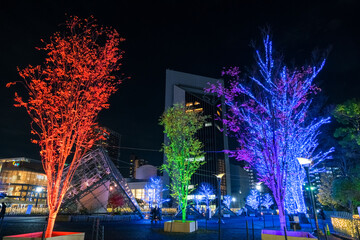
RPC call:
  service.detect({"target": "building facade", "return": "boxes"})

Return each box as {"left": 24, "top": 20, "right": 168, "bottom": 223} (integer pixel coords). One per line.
{"left": 97, "top": 127, "right": 122, "bottom": 171}
{"left": 0, "top": 157, "right": 47, "bottom": 205}
{"left": 129, "top": 154, "right": 148, "bottom": 179}
{"left": 164, "top": 69, "right": 231, "bottom": 196}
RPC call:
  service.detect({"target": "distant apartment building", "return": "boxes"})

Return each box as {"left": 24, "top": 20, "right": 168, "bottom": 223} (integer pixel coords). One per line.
{"left": 129, "top": 154, "right": 148, "bottom": 179}
{"left": 97, "top": 127, "right": 122, "bottom": 171}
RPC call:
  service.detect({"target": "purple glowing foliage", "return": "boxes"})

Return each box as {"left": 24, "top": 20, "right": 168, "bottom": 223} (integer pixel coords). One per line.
{"left": 206, "top": 35, "right": 333, "bottom": 228}
{"left": 144, "top": 177, "right": 169, "bottom": 208}
{"left": 261, "top": 193, "right": 274, "bottom": 210}
{"left": 246, "top": 189, "right": 260, "bottom": 210}
{"left": 223, "top": 195, "right": 232, "bottom": 209}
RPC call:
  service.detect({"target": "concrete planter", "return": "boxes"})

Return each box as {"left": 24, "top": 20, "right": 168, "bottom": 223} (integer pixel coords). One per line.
{"left": 164, "top": 220, "right": 198, "bottom": 233}
{"left": 261, "top": 230, "right": 316, "bottom": 240}
{"left": 3, "top": 232, "right": 85, "bottom": 240}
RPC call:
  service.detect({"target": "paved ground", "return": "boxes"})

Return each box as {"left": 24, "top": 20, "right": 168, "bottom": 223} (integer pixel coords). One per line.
{"left": 0, "top": 215, "right": 336, "bottom": 240}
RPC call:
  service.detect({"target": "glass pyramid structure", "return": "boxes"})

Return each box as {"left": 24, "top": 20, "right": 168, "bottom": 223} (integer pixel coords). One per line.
{"left": 61, "top": 148, "right": 143, "bottom": 218}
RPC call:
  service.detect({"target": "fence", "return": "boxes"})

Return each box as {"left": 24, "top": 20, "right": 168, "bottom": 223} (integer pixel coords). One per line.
{"left": 331, "top": 211, "right": 360, "bottom": 238}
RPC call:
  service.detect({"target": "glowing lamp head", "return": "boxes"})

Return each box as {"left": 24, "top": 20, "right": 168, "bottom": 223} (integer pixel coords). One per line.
{"left": 35, "top": 187, "right": 43, "bottom": 193}
{"left": 232, "top": 197, "right": 236, "bottom": 202}
{"left": 256, "top": 182, "right": 262, "bottom": 191}
{"left": 297, "top": 157, "right": 312, "bottom": 166}
{"left": 215, "top": 173, "right": 225, "bottom": 179}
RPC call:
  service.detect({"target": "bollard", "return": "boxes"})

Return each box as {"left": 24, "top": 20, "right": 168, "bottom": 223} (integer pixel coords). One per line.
{"left": 41, "top": 217, "right": 48, "bottom": 240}
{"left": 252, "top": 219, "right": 255, "bottom": 240}
{"left": 323, "top": 226, "right": 328, "bottom": 240}
{"left": 246, "top": 220, "right": 249, "bottom": 240}
{"left": 284, "top": 226, "right": 288, "bottom": 240}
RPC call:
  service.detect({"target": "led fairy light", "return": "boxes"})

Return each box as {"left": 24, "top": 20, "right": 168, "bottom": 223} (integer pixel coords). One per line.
{"left": 206, "top": 34, "right": 334, "bottom": 229}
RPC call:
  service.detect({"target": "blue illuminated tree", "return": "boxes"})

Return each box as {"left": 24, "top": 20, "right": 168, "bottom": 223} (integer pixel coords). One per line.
{"left": 246, "top": 190, "right": 260, "bottom": 210}
{"left": 206, "top": 34, "right": 333, "bottom": 229}
{"left": 198, "top": 183, "right": 215, "bottom": 216}
{"left": 193, "top": 194, "right": 203, "bottom": 210}
{"left": 144, "top": 177, "right": 169, "bottom": 208}
{"left": 223, "top": 195, "right": 232, "bottom": 209}
{"left": 261, "top": 193, "right": 274, "bottom": 210}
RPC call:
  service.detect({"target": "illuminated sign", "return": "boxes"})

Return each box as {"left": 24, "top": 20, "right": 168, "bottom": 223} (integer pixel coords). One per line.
{"left": 12, "top": 161, "right": 20, "bottom": 167}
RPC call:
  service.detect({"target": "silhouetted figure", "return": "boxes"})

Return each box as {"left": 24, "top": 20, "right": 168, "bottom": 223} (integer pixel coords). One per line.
{"left": 151, "top": 206, "right": 160, "bottom": 223}
{"left": 0, "top": 203, "right": 6, "bottom": 220}
{"left": 319, "top": 209, "right": 326, "bottom": 220}
{"left": 156, "top": 207, "right": 162, "bottom": 221}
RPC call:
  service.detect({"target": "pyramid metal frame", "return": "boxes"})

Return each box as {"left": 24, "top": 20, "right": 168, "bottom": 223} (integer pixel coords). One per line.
{"left": 61, "top": 148, "right": 143, "bottom": 218}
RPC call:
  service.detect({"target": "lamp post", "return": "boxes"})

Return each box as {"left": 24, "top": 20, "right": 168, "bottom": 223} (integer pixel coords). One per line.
{"left": 35, "top": 187, "right": 43, "bottom": 207}
{"left": 215, "top": 173, "right": 225, "bottom": 240}
{"left": 297, "top": 158, "right": 320, "bottom": 236}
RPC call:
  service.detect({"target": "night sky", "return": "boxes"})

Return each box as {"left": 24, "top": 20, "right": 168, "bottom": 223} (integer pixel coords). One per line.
{"left": 1, "top": 0, "right": 359, "bottom": 168}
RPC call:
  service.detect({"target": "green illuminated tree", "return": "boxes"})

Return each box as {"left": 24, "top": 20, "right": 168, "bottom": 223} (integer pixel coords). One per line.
{"left": 332, "top": 175, "right": 360, "bottom": 213}
{"left": 160, "top": 104, "right": 206, "bottom": 222}
{"left": 333, "top": 99, "right": 360, "bottom": 162}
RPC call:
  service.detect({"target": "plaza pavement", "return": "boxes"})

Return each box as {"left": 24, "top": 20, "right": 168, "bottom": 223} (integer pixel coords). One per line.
{"left": 0, "top": 215, "right": 337, "bottom": 240}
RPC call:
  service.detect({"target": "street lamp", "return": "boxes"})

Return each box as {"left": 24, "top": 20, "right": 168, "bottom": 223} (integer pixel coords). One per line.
{"left": 215, "top": 173, "right": 225, "bottom": 240}
{"left": 297, "top": 158, "right": 320, "bottom": 236}
{"left": 256, "top": 183, "right": 263, "bottom": 216}
{"left": 35, "top": 187, "right": 43, "bottom": 207}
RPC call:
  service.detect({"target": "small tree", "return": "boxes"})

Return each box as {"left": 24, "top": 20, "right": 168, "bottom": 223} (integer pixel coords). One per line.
{"left": 332, "top": 168, "right": 360, "bottom": 213}
{"left": 317, "top": 174, "right": 338, "bottom": 209}
{"left": 198, "top": 183, "right": 214, "bottom": 216}
{"left": 160, "top": 104, "right": 206, "bottom": 222}
{"left": 193, "top": 195, "right": 203, "bottom": 210}
{"left": 246, "top": 190, "right": 260, "bottom": 210}
{"left": 144, "top": 177, "right": 169, "bottom": 208}
{"left": 261, "top": 193, "right": 274, "bottom": 210}
{"left": 108, "top": 193, "right": 125, "bottom": 213}
{"left": 333, "top": 99, "right": 360, "bottom": 176}
{"left": 223, "top": 195, "right": 231, "bottom": 209}
{"left": 8, "top": 16, "right": 124, "bottom": 236}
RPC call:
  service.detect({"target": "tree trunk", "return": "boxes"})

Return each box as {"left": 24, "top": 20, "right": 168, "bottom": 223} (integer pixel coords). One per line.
{"left": 278, "top": 203, "right": 286, "bottom": 231}
{"left": 45, "top": 210, "right": 58, "bottom": 238}
{"left": 182, "top": 205, "right": 186, "bottom": 223}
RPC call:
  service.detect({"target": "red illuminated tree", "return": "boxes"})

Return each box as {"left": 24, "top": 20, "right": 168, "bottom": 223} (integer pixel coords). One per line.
{"left": 7, "top": 16, "right": 124, "bottom": 237}
{"left": 108, "top": 193, "right": 125, "bottom": 212}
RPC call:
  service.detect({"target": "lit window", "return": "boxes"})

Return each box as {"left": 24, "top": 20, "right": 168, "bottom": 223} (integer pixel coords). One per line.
{"left": 194, "top": 108, "right": 203, "bottom": 112}
{"left": 186, "top": 102, "right": 193, "bottom": 107}
{"left": 194, "top": 101, "right": 200, "bottom": 105}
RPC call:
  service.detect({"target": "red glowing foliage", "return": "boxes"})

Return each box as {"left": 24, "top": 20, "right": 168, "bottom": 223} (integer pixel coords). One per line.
{"left": 8, "top": 16, "right": 124, "bottom": 237}
{"left": 108, "top": 193, "right": 125, "bottom": 210}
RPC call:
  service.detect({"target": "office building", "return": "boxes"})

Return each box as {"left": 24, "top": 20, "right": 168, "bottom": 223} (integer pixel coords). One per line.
{"left": 164, "top": 69, "right": 231, "bottom": 196}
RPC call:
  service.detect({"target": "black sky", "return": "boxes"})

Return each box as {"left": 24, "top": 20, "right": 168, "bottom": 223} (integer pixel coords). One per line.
{"left": 1, "top": 0, "right": 359, "bottom": 168}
